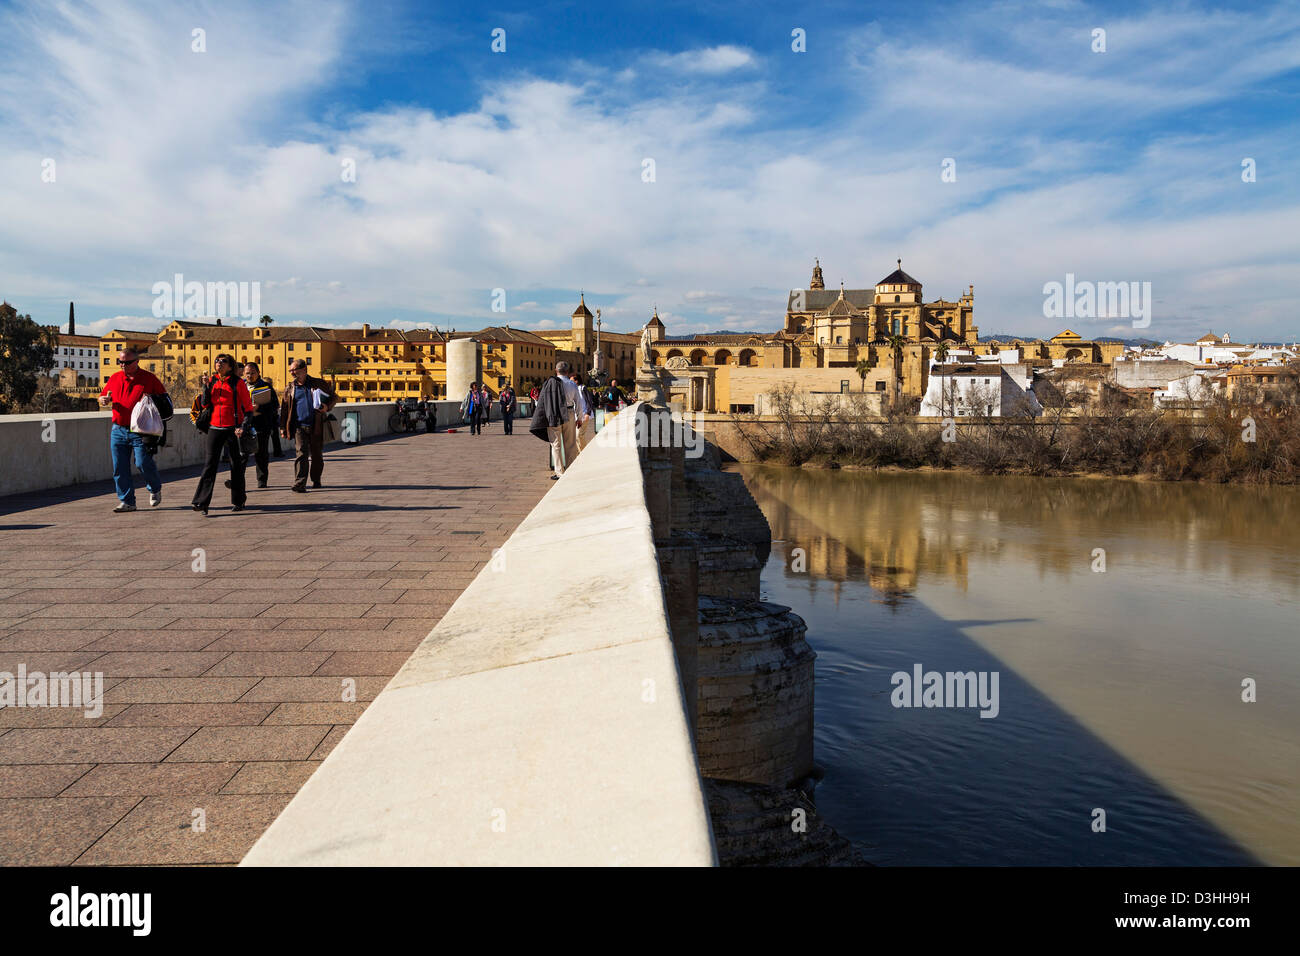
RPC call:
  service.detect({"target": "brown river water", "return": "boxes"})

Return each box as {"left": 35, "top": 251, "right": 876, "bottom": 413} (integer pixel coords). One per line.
{"left": 733, "top": 464, "right": 1300, "bottom": 866}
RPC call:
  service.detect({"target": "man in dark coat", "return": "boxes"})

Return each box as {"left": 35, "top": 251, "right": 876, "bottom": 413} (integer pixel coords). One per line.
{"left": 243, "top": 360, "right": 280, "bottom": 488}
{"left": 530, "top": 362, "right": 577, "bottom": 479}
{"left": 279, "top": 359, "right": 337, "bottom": 492}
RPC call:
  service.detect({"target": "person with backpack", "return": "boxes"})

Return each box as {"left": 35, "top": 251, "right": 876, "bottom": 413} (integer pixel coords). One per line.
{"left": 499, "top": 382, "right": 517, "bottom": 435}
{"left": 98, "top": 346, "right": 169, "bottom": 513}
{"left": 191, "top": 353, "right": 254, "bottom": 515}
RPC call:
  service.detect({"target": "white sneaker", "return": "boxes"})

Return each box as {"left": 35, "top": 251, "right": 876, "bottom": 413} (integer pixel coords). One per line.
{"left": 150, "top": 491, "right": 162, "bottom": 508}
{"left": 113, "top": 502, "right": 136, "bottom": 513}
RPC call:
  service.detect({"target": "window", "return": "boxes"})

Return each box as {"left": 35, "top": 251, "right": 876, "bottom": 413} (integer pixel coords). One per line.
{"left": 305, "top": 343, "right": 312, "bottom": 351}
{"left": 836, "top": 336, "right": 842, "bottom": 344}
{"left": 875, "top": 381, "right": 886, "bottom": 391}
{"left": 288, "top": 343, "right": 294, "bottom": 351}
{"left": 840, "top": 380, "right": 849, "bottom": 393}
{"left": 895, "top": 295, "right": 900, "bottom": 303}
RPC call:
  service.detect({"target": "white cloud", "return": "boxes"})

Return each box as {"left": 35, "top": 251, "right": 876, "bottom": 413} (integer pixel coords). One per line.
{"left": 0, "top": 1, "right": 1296, "bottom": 346}
{"left": 647, "top": 45, "right": 755, "bottom": 75}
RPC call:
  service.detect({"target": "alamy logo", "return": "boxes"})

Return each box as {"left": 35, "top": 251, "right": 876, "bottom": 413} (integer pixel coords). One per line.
{"left": 0, "top": 666, "right": 103, "bottom": 718}
{"left": 598, "top": 410, "right": 705, "bottom": 458}
{"left": 50, "top": 886, "right": 151, "bottom": 936}
{"left": 151, "top": 273, "right": 261, "bottom": 320}
{"left": 891, "top": 663, "right": 1000, "bottom": 718}
{"left": 1042, "top": 273, "right": 1152, "bottom": 328}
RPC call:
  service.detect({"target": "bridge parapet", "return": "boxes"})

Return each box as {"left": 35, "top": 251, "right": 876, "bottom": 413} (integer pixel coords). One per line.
{"left": 242, "top": 402, "right": 717, "bottom": 866}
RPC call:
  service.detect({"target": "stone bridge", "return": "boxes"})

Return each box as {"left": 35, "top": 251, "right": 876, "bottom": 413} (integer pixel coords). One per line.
{"left": 0, "top": 404, "right": 851, "bottom": 866}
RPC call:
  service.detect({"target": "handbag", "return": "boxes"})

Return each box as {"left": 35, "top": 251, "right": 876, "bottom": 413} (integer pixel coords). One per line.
{"left": 239, "top": 427, "right": 257, "bottom": 457}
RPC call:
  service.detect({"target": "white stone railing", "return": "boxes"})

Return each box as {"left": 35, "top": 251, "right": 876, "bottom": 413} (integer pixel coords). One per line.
{"left": 241, "top": 403, "right": 717, "bottom": 866}
{"left": 0, "top": 402, "right": 396, "bottom": 498}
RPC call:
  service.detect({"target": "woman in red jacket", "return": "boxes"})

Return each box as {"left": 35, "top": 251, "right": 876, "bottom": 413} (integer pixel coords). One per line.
{"left": 192, "top": 354, "right": 255, "bottom": 514}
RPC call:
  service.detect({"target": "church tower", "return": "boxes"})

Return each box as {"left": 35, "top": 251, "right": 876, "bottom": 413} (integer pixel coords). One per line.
{"left": 810, "top": 258, "right": 825, "bottom": 290}
{"left": 571, "top": 292, "right": 594, "bottom": 363}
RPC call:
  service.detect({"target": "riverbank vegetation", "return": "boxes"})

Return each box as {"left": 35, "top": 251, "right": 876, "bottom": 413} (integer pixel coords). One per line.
{"left": 735, "top": 385, "right": 1300, "bottom": 484}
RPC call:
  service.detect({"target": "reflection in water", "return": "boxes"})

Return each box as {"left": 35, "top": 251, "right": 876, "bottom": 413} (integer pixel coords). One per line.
{"left": 736, "top": 465, "right": 1300, "bottom": 866}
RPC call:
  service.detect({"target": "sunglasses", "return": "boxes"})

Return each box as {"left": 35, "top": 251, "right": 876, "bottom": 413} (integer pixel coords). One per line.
{"left": 116, "top": 358, "right": 137, "bottom": 366}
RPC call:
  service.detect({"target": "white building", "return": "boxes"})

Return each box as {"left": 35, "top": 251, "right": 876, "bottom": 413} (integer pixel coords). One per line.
{"left": 1153, "top": 367, "right": 1224, "bottom": 408}
{"left": 1155, "top": 332, "right": 1295, "bottom": 367}
{"left": 45, "top": 333, "right": 101, "bottom": 386}
{"left": 921, "top": 364, "right": 1043, "bottom": 418}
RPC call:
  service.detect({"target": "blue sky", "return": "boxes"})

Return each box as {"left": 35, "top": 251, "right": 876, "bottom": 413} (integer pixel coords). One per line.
{"left": 1, "top": 0, "right": 1297, "bottom": 343}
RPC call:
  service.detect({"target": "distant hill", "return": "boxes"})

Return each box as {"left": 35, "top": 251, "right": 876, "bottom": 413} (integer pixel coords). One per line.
{"left": 982, "top": 333, "right": 1160, "bottom": 347}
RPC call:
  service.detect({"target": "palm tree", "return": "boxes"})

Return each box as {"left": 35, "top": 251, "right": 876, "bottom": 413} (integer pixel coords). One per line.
{"left": 855, "top": 358, "right": 871, "bottom": 392}
{"left": 886, "top": 333, "right": 906, "bottom": 408}
{"left": 934, "top": 340, "right": 951, "bottom": 415}
{"left": 259, "top": 314, "right": 273, "bottom": 328}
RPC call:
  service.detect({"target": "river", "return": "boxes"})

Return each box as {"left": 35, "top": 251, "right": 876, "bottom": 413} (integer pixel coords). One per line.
{"left": 733, "top": 464, "right": 1300, "bottom": 866}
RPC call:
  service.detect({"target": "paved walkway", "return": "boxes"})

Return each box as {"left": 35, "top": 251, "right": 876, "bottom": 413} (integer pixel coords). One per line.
{"left": 0, "top": 426, "right": 554, "bottom": 864}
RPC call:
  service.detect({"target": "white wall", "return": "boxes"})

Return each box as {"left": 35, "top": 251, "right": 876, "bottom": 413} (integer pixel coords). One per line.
{"left": 0, "top": 402, "right": 395, "bottom": 499}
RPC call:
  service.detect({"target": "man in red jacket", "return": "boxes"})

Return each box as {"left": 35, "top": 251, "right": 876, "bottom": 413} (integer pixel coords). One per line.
{"left": 98, "top": 346, "right": 168, "bottom": 513}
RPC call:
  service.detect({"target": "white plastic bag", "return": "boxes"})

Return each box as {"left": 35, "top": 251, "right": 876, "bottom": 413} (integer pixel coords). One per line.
{"left": 130, "top": 394, "right": 164, "bottom": 436}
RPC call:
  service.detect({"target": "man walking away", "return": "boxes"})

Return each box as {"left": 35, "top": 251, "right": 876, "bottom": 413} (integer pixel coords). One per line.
{"left": 570, "top": 371, "right": 595, "bottom": 451}
{"left": 499, "top": 382, "right": 516, "bottom": 435}
{"left": 99, "top": 346, "right": 168, "bottom": 513}
{"left": 280, "top": 359, "right": 337, "bottom": 493}
{"left": 243, "top": 361, "right": 279, "bottom": 488}
{"left": 530, "top": 362, "right": 578, "bottom": 479}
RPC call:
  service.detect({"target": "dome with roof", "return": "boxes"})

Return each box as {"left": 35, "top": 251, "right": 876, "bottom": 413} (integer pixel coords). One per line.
{"left": 876, "top": 259, "right": 921, "bottom": 289}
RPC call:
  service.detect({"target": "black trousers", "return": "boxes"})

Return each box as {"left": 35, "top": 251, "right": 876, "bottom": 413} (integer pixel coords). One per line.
{"left": 194, "top": 427, "right": 245, "bottom": 509}
{"left": 502, "top": 410, "right": 514, "bottom": 434}
{"left": 253, "top": 426, "right": 272, "bottom": 485}
{"left": 470, "top": 408, "right": 485, "bottom": 435}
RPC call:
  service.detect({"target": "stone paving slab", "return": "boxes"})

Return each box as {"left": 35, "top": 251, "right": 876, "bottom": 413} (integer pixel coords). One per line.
{"left": 0, "top": 429, "right": 554, "bottom": 864}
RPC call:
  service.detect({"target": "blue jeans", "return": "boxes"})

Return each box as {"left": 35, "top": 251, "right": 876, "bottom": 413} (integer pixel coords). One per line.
{"left": 110, "top": 424, "right": 161, "bottom": 505}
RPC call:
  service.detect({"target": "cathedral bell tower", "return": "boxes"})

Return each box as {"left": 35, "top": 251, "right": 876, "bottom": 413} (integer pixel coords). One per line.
{"left": 571, "top": 292, "right": 594, "bottom": 366}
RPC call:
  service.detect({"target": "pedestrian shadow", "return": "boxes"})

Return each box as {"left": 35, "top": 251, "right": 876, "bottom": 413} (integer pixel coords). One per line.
{"left": 315, "top": 484, "right": 479, "bottom": 492}
{"left": 224, "top": 502, "right": 458, "bottom": 514}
